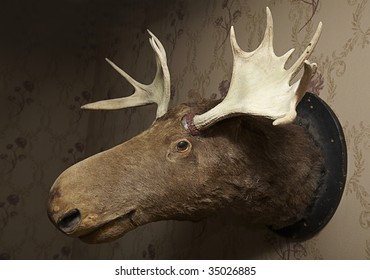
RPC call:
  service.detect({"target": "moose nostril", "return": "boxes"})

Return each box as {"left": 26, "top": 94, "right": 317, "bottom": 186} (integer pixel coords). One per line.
{"left": 57, "top": 209, "right": 81, "bottom": 234}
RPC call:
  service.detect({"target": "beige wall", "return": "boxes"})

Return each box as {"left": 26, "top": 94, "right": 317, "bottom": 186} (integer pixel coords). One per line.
{"left": 1, "top": 0, "right": 369, "bottom": 259}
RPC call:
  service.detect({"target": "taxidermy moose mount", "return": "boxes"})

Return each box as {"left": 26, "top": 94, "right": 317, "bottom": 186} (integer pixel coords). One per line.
{"left": 48, "top": 8, "right": 328, "bottom": 244}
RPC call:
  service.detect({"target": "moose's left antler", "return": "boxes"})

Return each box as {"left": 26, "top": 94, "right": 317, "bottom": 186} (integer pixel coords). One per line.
{"left": 183, "top": 7, "right": 322, "bottom": 135}
{"left": 82, "top": 30, "right": 170, "bottom": 119}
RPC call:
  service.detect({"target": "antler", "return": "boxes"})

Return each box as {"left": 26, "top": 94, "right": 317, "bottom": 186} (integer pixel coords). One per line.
{"left": 82, "top": 30, "right": 170, "bottom": 119}
{"left": 182, "top": 7, "right": 322, "bottom": 135}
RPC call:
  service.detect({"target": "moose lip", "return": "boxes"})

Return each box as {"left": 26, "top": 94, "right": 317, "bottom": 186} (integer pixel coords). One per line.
{"left": 79, "top": 210, "right": 137, "bottom": 243}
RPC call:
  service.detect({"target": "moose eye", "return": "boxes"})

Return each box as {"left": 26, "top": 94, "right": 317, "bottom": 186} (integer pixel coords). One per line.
{"left": 176, "top": 140, "right": 190, "bottom": 152}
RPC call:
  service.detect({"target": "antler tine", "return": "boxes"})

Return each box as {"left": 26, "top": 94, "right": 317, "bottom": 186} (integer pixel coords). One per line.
{"left": 259, "top": 7, "right": 274, "bottom": 51}
{"left": 289, "top": 21, "right": 323, "bottom": 81}
{"left": 182, "top": 7, "right": 322, "bottom": 135}
{"left": 273, "top": 21, "right": 322, "bottom": 126}
{"left": 230, "top": 7, "right": 274, "bottom": 56}
{"left": 147, "top": 30, "right": 171, "bottom": 118}
{"left": 82, "top": 30, "right": 170, "bottom": 119}
{"left": 272, "top": 60, "right": 317, "bottom": 126}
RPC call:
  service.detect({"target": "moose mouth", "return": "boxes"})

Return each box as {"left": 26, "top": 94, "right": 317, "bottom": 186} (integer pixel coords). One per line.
{"left": 79, "top": 210, "right": 137, "bottom": 243}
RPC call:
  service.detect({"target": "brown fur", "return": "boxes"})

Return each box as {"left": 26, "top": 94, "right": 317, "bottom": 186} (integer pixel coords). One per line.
{"left": 48, "top": 100, "right": 323, "bottom": 243}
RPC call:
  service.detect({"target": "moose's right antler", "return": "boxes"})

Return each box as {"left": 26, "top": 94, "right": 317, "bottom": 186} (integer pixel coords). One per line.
{"left": 182, "top": 7, "right": 322, "bottom": 135}
{"left": 82, "top": 30, "right": 170, "bottom": 119}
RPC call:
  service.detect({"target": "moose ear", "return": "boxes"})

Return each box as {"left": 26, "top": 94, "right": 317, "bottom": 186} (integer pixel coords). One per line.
{"left": 182, "top": 7, "right": 322, "bottom": 135}
{"left": 81, "top": 30, "right": 171, "bottom": 119}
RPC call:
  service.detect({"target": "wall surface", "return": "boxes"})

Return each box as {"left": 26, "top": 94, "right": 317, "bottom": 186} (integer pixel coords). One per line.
{"left": 1, "top": 0, "right": 370, "bottom": 259}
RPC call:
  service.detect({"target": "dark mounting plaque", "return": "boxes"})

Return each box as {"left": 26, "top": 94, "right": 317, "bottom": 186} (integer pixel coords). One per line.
{"left": 272, "top": 92, "right": 347, "bottom": 240}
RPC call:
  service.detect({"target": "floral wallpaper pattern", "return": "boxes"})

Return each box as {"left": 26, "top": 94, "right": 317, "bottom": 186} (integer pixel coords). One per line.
{"left": 1, "top": 0, "right": 370, "bottom": 259}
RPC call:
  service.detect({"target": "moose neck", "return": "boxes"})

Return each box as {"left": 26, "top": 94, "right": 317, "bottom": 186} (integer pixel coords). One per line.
{"left": 201, "top": 112, "right": 324, "bottom": 229}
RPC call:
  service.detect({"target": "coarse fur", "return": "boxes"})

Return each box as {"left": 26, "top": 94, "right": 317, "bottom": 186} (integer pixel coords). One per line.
{"left": 48, "top": 100, "right": 323, "bottom": 243}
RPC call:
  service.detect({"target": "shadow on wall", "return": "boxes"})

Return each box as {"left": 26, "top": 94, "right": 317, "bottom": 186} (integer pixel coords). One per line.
{"left": 0, "top": 0, "right": 221, "bottom": 260}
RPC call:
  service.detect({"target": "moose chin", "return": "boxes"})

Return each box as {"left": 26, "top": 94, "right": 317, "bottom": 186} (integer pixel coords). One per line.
{"left": 47, "top": 7, "right": 324, "bottom": 244}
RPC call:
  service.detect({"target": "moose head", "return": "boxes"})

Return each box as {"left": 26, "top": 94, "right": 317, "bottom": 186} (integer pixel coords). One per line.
{"left": 48, "top": 8, "right": 323, "bottom": 243}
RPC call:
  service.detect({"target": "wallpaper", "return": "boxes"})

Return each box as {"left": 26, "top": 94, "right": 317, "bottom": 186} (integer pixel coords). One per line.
{"left": 1, "top": 0, "right": 370, "bottom": 259}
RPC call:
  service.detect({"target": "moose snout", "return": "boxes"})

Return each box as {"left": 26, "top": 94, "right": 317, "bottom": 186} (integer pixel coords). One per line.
{"left": 47, "top": 181, "right": 85, "bottom": 235}
{"left": 56, "top": 208, "right": 81, "bottom": 233}
{"left": 47, "top": 191, "right": 82, "bottom": 235}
